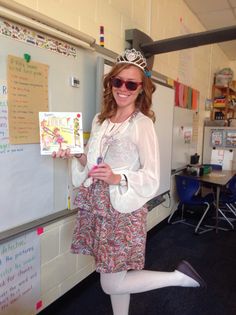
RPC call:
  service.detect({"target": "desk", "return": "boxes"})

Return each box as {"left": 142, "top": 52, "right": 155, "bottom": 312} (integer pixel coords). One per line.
{"left": 189, "top": 170, "right": 236, "bottom": 232}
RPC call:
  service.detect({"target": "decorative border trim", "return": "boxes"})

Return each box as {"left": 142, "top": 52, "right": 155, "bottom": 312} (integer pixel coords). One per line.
{"left": 0, "top": 18, "right": 77, "bottom": 58}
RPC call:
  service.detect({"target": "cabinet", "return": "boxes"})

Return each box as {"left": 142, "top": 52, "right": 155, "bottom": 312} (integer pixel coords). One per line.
{"left": 211, "top": 84, "right": 236, "bottom": 121}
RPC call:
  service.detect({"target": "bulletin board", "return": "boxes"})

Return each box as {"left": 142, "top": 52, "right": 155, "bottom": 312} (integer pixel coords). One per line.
{"left": 0, "top": 21, "right": 97, "bottom": 235}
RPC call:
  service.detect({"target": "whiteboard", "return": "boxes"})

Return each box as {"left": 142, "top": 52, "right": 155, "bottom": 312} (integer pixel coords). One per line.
{"left": 171, "top": 107, "right": 197, "bottom": 171}
{"left": 0, "top": 33, "right": 97, "bottom": 233}
{"left": 152, "top": 83, "right": 174, "bottom": 196}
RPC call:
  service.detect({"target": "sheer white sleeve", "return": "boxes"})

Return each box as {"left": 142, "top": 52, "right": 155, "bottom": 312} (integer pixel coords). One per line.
{"left": 71, "top": 157, "right": 88, "bottom": 187}
{"left": 71, "top": 114, "right": 99, "bottom": 187}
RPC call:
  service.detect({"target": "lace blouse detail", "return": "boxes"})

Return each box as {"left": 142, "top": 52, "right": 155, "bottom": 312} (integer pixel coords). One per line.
{"left": 105, "top": 137, "right": 139, "bottom": 169}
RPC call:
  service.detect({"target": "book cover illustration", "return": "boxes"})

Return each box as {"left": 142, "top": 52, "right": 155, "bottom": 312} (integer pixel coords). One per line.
{"left": 39, "top": 112, "right": 83, "bottom": 155}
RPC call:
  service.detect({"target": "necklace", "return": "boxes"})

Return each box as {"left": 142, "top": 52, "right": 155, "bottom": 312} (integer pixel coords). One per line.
{"left": 97, "top": 110, "right": 138, "bottom": 164}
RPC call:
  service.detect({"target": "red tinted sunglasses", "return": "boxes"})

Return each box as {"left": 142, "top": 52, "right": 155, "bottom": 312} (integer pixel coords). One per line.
{"left": 110, "top": 77, "right": 142, "bottom": 91}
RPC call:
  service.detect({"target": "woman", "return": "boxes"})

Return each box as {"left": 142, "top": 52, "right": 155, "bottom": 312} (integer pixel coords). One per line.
{"left": 53, "top": 49, "right": 206, "bottom": 315}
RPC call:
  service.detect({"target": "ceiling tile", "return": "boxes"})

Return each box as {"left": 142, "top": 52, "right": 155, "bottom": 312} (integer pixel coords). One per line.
{"left": 183, "top": 0, "right": 236, "bottom": 60}
{"left": 184, "top": 0, "right": 230, "bottom": 13}
{"left": 218, "top": 41, "right": 236, "bottom": 60}
{"left": 198, "top": 9, "right": 236, "bottom": 29}
{"left": 229, "top": 0, "right": 236, "bottom": 8}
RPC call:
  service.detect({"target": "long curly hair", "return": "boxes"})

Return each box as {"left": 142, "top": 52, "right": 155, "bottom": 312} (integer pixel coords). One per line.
{"left": 97, "top": 63, "right": 156, "bottom": 124}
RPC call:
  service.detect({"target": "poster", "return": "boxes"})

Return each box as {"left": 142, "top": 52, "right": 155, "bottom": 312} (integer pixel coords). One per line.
{"left": 211, "top": 149, "right": 234, "bottom": 170}
{"left": 225, "top": 130, "right": 236, "bottom": 147}
{"left": 192, "top": 112, "right": 199, "bottom": 144}
{"left": 211, "top": 129, "right": 223, "bottom": 146}
{"left": 211, "top": 149, "right": 224, "bottom": 166}
{"left": 0, "top": 230, "right": 41, "bottom": 315}
{"left": 183, "top": 127, "right": 192, "bottom": 144}
{"left": 7, "top": 55, "right": 48, "bottom": 144}
{"left": 178, "top": 21, "right": 193, "bottom": 84}
{"left": 223, "top": 150, "right": 234, "bottom": 170}
{"left": 0, "top": 80, "right": 24, "bottom": 156}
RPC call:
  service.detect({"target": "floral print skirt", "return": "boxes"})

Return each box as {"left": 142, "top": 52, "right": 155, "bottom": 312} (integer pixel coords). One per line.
{"left": 71, "top": 180, "right": 148, "bottom": 273}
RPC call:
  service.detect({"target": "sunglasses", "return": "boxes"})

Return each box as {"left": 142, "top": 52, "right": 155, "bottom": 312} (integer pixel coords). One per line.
{"left": 110, "top": 77, "right": 142, "bottom": 91}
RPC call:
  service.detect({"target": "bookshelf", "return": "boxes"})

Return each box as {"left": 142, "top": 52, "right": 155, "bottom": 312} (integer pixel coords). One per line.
{"left": 211, "top": 84, "right": 236, "bottom": 121}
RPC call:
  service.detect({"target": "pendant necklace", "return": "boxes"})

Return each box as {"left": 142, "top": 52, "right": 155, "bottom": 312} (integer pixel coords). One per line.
{"left": 97, "top": 110, "right": 137, "bottom": 164}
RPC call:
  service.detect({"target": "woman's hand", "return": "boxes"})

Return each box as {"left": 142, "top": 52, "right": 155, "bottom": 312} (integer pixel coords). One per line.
{"left": 52, "top": 148, "right": 72, "bottom": 159}
{"left": 52, "top": 149, "right": 87, "bottom": 167}
{"left": 89, "top": 163, "right": 121, "bottom": 185}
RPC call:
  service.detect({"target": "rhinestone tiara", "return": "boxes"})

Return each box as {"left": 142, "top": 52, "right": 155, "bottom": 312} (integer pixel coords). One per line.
{"left": 116, "top": 49, "right": 147, "bottom": 71}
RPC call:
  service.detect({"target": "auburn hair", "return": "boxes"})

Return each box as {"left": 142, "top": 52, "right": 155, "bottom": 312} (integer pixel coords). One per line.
{"left": 97, "top": 63, "right": 156, "bottom": 124}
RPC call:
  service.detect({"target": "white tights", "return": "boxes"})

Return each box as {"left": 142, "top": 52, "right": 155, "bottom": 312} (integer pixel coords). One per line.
{"left": 100, "top": 269, "right": 199, "bottom": 315}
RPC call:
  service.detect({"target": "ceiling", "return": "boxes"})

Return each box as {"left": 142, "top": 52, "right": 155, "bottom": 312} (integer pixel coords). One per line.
{"left": 184, "top": 0, "right": 236, "bottom": 60}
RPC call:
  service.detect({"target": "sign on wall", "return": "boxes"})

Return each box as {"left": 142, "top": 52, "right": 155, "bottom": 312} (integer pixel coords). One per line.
{"left": 0, "top": 230, "right": 41, "bottom": 315}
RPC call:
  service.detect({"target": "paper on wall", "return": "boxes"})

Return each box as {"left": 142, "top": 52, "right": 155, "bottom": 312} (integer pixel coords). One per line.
{"left": 211, "top": 149, "right": 224, "bottom": 166}
{"left": 211, "top": 149, "right": 233, "bottom": 170}
{"left": 223, "top": 150, "right": 234, "bottom": 170}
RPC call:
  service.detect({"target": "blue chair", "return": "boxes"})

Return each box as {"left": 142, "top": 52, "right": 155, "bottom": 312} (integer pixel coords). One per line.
{"left": 168, "top": 175, "right": 214, "bottom": 234}
{"left": 219, "top": 175, "right": 236, "bottom": 221}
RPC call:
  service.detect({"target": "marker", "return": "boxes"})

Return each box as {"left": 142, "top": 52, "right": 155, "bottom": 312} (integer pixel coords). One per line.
{"left": 24, "top": 53, "right": 31, "bottom": 62}
{"left": 68, "top": 196, "right": 71, "bottom": 209}
{"left": 100, "top": 26, "right": 104, "bottom": 47}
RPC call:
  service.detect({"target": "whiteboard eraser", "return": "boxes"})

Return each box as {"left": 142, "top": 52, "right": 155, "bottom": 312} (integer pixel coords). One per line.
{"left": 71, "top": 77, "right": 80, "bottom": 87}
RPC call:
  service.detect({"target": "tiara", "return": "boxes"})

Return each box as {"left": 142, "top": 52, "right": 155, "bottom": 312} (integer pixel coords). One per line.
{"left": 116, "top": 49, "right": 147, "bottom": 71}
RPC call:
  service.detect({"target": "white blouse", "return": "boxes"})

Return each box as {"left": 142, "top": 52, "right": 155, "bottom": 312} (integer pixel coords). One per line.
{"left": 71, "top": 111, "right": 160, "bottom": 213}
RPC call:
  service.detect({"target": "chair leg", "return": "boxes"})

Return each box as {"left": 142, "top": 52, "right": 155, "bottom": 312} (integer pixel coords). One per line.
{"left": 218, "top": 208, "right": 234, "bottom": 229}
{"left": 217, "top": 203, "right": 236, "bottom": 223}
{"left": 229, "top": 203, "right": 236, "bottom": 212}
{"left": 168, "top": 204, "right": 186, "bottom": 224}
{"left": 169, "top": 202, "right": 213, "bottom": 234}
{"left": 227, "top": 203, "right": 236, "bottom": 216}
{"left": 194, "top": 203, "right": 213, "bottom": 234}
{"left": 168, "top": 207, "right": 177, "bottom": 223}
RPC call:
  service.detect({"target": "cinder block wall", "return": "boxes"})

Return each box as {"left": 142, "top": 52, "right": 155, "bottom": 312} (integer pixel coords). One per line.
{"left": 40, "top": 217, "right": 95, "bottom": 308}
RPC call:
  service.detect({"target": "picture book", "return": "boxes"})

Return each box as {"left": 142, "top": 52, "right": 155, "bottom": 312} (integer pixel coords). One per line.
{"left": 39, "top": 112, "right": 83, "bottom": 155}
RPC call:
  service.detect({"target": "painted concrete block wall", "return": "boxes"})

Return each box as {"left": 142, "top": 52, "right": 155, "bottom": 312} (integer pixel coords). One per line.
{"left": 39, "top": 216, "right": 96, "bottom": 310}
{"left": 5, "top": 0, "right": 232, "bottom": 312}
